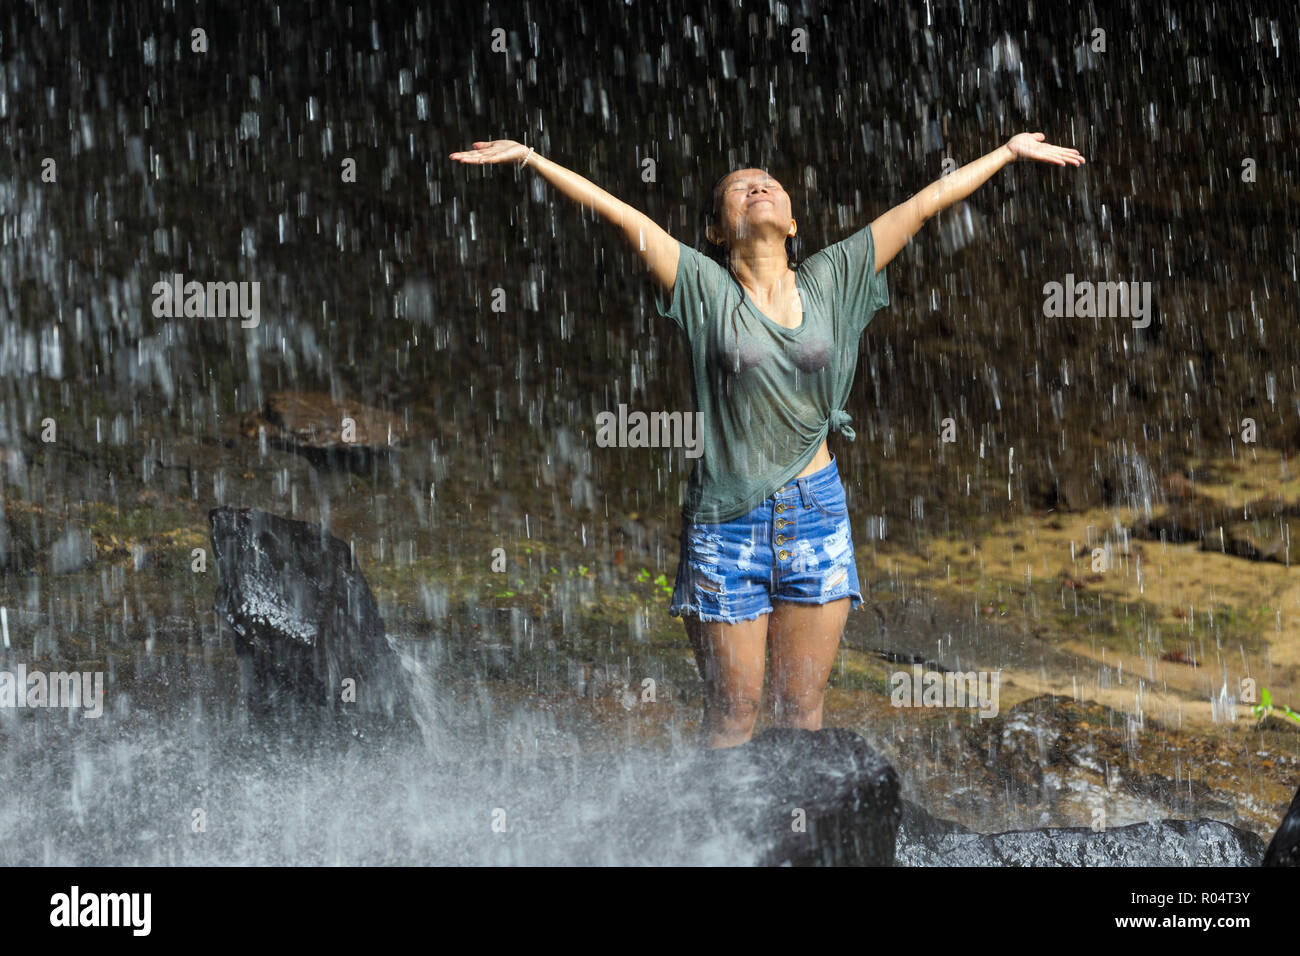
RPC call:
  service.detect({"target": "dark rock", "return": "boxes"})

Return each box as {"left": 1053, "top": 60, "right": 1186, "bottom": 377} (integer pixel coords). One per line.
{"left": 1028, "top": 467, "right": 1099, "bottom": 512}
{"left": 883, "top": 694, "right": 1259, "bottom": 835}
{"left": 1026, "top": 443, "right": 1170, "bottom": 514}
{"left": 0, "top": 512, "right": 36, "bottom": 573}
{"left": 895, "top": 798, "right": 975, "bottom": 849}
{"left": 1261, "top": 784, "right": 1300, "bottom": 866}
{"left": 897, "top": 799, "right": 1265, "bottom": 866}
{"left": 1131, "top": 500, "right": 1235, "bottom": 545}
{"left": 239, "top": 391, "right": 411, "bottom": 472}
{"left": 704, "top": 727, "right": 900, "bottom": 866}
{"left": 209, "top": 506, "right": 413, "bottom": 734}
{"left": 1201, "top": 519, "right": 1293, "bottom": 564}
{"left": 1133, "top": 496, "right": 1300, "bottom": 564}
{"left": 969, "top": 695, "right": 1241, "bottom": 821}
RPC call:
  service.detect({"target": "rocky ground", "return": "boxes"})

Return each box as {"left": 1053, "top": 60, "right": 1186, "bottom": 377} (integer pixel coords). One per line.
{"left": 3, "top": 388, "right": 1298, "bottom": 847}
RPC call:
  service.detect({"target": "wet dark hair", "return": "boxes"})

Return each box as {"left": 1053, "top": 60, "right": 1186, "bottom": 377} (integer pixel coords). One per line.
{"left": 695, "top": 170, "right": 801, "bottom": 355}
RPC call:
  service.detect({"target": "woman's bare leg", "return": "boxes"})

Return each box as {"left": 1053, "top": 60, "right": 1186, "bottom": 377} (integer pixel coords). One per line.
{"left": 767, "top": 598, "right": 849, "bottom": 730}
{"left": 684, "top": 613, "right": 769, "bottom": 749}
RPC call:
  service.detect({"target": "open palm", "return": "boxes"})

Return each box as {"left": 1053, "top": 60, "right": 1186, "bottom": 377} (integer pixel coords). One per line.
{"left": 449, "top": 140, "right": 529, "bottom": 165}
{"left": 1007, "top": 132, "right": 1085, "bottom": 166}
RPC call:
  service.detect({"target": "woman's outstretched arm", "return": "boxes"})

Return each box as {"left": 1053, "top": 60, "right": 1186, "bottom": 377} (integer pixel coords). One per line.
{"left": 869, "top": 132, "right": 1085, "bottom": 273}
{"left": 450, "top": 140, "right": 680, "bottom": 291}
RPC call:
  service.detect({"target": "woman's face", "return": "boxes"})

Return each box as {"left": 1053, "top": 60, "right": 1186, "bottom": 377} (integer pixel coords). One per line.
{"left": 708, "top": 169, "right": 796, "bottom": 248}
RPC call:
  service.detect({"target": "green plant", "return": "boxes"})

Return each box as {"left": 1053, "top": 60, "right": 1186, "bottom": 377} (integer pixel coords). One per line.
{"left": 1252, "top": 688, "right": 1300, "bottom": 727}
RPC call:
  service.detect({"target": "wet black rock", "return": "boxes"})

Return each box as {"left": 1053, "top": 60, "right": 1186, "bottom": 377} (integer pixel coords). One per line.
{"left": 705, "top": 727, "right": 901, "bottom": 866}
{"left": 452, "top": 727, "right": 900, "bottom": 865}
{"left": 209, "top": 506, "right": 414, "bottom": 734}
{"left": 1261, "top": 784, "right": 1300, "bottom": 866}
{"left": 896, "top": 799, "right": 1265, "bottom": 866}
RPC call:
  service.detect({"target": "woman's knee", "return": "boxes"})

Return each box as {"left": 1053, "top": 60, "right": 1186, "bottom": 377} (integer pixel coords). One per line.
{"left": 710, "top": 691, "right": 763, "bottom": 727}
{"left": 770, "top": 687, "right": 824, "bottom": 723}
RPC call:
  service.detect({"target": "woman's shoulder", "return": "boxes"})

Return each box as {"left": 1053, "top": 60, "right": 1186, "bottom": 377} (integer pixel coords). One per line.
{"left": 677, "top": 242, "right": 735, "bottom": 289}
{"left": 796, "top": 224, "right": 878, "bottom": 287}
{"left": 799, "top": 224, "right": 876, "bottom": 267}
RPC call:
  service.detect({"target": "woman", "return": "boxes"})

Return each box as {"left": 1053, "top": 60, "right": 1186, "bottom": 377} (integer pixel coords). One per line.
{"left": 450, "top": 133, "right": 1084, "bottom": 749}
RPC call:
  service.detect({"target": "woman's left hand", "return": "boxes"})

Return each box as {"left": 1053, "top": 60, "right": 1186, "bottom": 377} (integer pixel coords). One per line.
{"left": 1006, "top": 132, "right": 1086, "bottom": 166}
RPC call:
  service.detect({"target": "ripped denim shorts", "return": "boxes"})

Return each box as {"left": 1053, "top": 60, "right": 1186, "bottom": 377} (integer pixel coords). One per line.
{"left": 668, "top": 455, "right": 863, "bottom": 625}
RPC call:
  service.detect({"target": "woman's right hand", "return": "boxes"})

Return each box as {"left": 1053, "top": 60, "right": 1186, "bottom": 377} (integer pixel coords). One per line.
{"left": 449, "top": 140, "right": 530, "bottom": 165}
{"left": 447, "top": 139, "right": 681, "bottom": 294}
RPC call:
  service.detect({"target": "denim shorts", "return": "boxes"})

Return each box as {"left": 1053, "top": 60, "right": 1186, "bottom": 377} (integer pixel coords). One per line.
{"left": 668, "top": 455, "right": 863, "bottom": 624}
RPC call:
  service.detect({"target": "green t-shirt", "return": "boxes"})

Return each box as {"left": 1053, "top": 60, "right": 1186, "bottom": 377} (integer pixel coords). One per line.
{"left": 655, "top": 224, "right": 889, "bottom": 523}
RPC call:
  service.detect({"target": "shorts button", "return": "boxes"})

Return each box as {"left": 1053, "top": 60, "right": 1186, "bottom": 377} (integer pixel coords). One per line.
{"left": 775, "top": 519, "right": 785, "bottom": 529}
{"left": 775, "top": 503, "right": 785, "bottom": 513}
{"left": 775, "top": 535, "right": 785, "bottom": 544}
{"left": 778, "top": 549, "right": 789, "bottom": 560}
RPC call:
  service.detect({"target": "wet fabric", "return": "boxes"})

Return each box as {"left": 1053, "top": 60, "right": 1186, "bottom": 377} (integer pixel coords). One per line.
{"left": 655, "top": 224, "right": 889, "bottom": 523}
{"left": 668, "top": 454, "right": 863, "bottom": 623}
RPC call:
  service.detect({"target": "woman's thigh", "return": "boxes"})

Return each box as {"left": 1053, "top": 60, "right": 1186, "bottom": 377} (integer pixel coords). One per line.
{"left": 765, "top": 462, "right": 858, "bottom": 705}
{"left": 683, "top": 613, "right": 769, "bottom": 706}
{"left": 767, "top": 597, "right": 849, "bottom": 706}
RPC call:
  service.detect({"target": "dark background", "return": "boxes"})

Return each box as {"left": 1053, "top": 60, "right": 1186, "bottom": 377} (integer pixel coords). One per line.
{"left": 2, "top": 0, "right": 1297, "bottom": 520}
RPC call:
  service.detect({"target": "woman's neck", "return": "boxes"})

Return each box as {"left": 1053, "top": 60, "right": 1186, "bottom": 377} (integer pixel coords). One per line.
{"left": 727, "top": 246, "right": 795, "bottom": 305}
